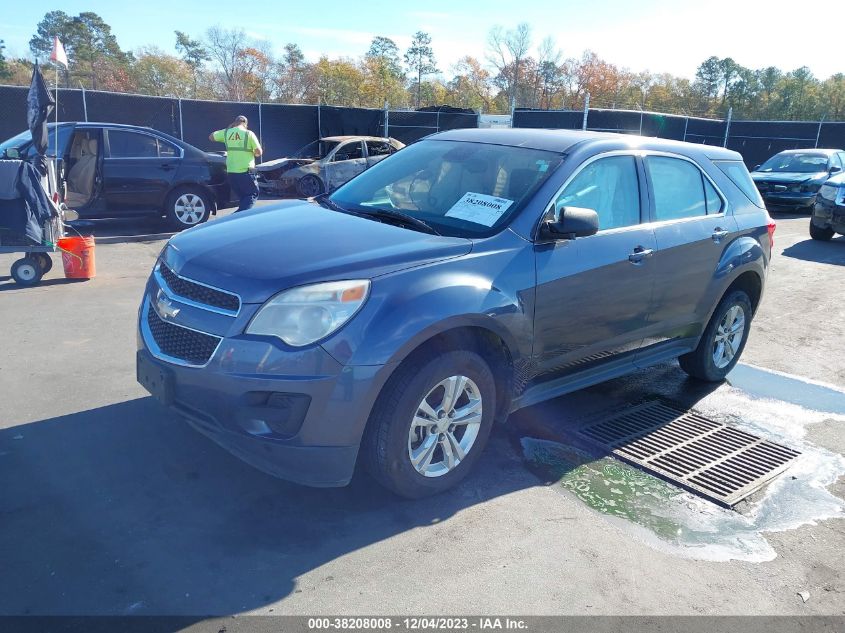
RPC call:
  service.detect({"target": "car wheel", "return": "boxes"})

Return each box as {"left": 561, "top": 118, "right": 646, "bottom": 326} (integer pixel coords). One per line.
{"left": 809, "top": 220, "right": 835, "bottom": 241}
{"left": 11, "top": 256, "right": 44, "bottom": 287}
{"left": 297, "top": 175, "right": 324, "bottom": 198}
{"left": 165, "top": 187, "right": 210, "bottom": 231}
{"left": 679, "top": 290, "right": 752, "bottom": 382}
{"left": 362, "top": 350, "right": 496, "bottom": 498}
{"left": 34, "top": 252, "right": 53, "bottom": 274}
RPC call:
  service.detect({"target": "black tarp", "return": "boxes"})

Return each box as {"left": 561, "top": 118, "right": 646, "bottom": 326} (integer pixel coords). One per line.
{"left": 1, "top": 85, "right": 841, "bottom": 167}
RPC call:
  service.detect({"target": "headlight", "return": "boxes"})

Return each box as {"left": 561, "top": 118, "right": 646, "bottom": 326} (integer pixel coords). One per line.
{"left": 245, "top": 280, "right": 370, "bottom": 347}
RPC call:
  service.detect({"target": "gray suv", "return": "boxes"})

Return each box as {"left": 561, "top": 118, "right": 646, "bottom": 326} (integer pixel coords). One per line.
{"left": 137, "top": 129, "right": 774, "bottom": 498}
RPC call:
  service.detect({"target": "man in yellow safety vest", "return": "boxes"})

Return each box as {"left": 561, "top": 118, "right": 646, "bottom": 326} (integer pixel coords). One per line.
{"left": 209, "top": 115, "right": 263, "bottom": 212}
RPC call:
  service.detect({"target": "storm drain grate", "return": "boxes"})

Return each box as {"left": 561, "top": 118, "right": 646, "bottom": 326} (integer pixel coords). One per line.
{"left": 578, "top": 401, "right": 801, "bottom": 507}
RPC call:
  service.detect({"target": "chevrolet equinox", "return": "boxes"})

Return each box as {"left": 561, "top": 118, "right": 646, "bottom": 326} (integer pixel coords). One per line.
{"left": 137, "top": 129, "right": 774, "bottom": 498}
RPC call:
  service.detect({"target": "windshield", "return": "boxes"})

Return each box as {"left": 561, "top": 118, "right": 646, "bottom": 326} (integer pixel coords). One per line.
{"left": 0, "top": 124, "right": 74, "bottom": 159}
{"left": 330, "top": 139, "right": 563, "bottom": 238}
{"left": 293, "top": 139, "right": 339, "bottom": 160}
{"left": 757, "top": 153, "right": 830, "bottom": 174}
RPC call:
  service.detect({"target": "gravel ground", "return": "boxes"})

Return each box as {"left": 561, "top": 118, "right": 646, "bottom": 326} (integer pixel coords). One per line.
{"left": 0, "top": 211, "right": 843, "bottom": 617}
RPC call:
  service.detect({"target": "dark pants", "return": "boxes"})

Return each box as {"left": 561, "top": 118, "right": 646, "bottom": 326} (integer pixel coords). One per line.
{"left": 229, "top": 171, "right": 259, "bottom": 212}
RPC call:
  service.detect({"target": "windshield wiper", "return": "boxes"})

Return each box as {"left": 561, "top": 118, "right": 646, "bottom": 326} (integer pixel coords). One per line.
{"left": 313, "top": 194, "right": 360, "bottom": 216}
{"left": 354, "top": 208, "right": 441, "bottom": 235}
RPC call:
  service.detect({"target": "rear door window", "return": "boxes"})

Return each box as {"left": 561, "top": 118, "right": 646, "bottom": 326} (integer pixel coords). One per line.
{"left": 158, "top": 139, "right": 179, "bottom": 158}
{"left": 108, "top": 130, "right": 159, "bottom": 158}
{"left": 366, "top": 140, "right": 392, "bottom": 157}
{"left": 554, "top": 155, "right": 641, "bottom": 231}
{"left": 646, "top": 156, "right": 710, "bottom": 221}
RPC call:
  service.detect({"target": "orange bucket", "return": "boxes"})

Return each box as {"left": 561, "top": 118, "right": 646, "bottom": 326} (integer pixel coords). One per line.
{"left": 57, "top": 235, "right": 96, "bottom": 279}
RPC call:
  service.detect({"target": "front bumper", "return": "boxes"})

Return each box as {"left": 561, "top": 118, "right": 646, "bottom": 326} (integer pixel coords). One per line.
{"left": 812, "top": 197, "right": 845, "bottom": 234}
{"left": 136, "top": 281, "right": 393, "bottom": 487}
{"left": 759, "top": 191, "right": 817, "bottom": 209}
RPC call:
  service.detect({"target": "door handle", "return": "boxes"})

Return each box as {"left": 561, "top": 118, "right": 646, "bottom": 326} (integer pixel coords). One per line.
{"left": 160, "top": 163, "right": 175, "bottom": 171}
{"left": 628, "top": 246, "right": 654, "bottom": 264}
{"left": 712, "top": 228, "right": 730, "bottom": 242}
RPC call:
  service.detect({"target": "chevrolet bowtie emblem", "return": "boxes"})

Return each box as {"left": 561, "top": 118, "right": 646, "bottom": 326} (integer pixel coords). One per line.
{"left": 156, "top": 290, "right": 180, "bottom": 319}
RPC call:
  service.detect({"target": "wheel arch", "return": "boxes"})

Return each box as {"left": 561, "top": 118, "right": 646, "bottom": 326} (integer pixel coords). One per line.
{"left": 162, "top": 181, "right": 217, "bottom": 213}
{"left": 378, "top": 321, "right": 517, "bottom": 424}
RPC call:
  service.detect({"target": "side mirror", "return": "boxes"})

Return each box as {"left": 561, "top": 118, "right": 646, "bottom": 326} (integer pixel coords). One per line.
{"left": 753, "top": 164, "right": 760, "bottom": 171}
{"left": 830, "top": 165, "right": 842, "bottom": 174}
{"left": 539, "top": 206, "right": 599, "bottom": 240}
{"left": 5, "top": 147, "right": 20, "bottom": 159}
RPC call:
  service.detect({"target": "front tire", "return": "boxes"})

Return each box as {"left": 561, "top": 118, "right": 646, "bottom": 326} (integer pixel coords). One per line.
{"left": 810, "top": 220, "right": 835, "bottom": 241}
{"left": 297, "top": 175, "right": 324, "bottom": 198}
{"left": 362, "top": 350, "right": 497, "bottom": 498}
{"left": 679, "top": 290, "right": 752, "bottom": 382}
{"left": 165, "top": 187, "right": 210, "bottom": 231}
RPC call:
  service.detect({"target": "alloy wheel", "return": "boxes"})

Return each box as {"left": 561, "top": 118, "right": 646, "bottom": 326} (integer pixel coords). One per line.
{"left": 174, "top": 194, "right": 206, "bottom": 225}
{"left": 712, "top": 305, "right": 745, "bottom": 369}
{"left": 408, "top": 375, "right": 483, "bottom": 478}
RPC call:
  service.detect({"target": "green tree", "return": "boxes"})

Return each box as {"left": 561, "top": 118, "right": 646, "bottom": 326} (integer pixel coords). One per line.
{"left": 175, "top": 30, "right": 209, "bottom": 97}
{"left": 274, "top": 42, "right": 313, "bottom": 103}
{"left": 0, "top": 40, "right": 10, "bottom": 79}
{"left": 404, "top": 31, "right": 437, "bottom": 108}
{"left": 133, "top": 48, "right": 194, "bottom": 97}
{"left": 29, "top": 10, "right": 130, "bottom": 89}
{"left": 363, "top": 36, "right": 405, "bottom": 106}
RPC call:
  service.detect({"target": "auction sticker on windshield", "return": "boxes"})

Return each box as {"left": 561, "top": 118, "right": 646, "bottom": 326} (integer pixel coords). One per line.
{"left": 444, "top": 192, "right": 514, "bottom": 227}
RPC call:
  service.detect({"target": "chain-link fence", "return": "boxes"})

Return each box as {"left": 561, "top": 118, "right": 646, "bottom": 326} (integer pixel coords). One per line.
{"left": 0, "top": 86, "right": 480, "bottom": 160}
{"left": 513, "top": 107, "right": 845, "bottom": 167}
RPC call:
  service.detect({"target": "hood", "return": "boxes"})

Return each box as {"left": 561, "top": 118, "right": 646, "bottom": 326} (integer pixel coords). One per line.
{"left": 163, "top": 200, "right": 472, "bottom": 303}
{"left": 751, "top": 171, "right": 828, "bottom": 185}
{"left": 825, "top": 172, "right": 845, "bottom": 187}
{"left": 256, "top": 157, "right": 314, "bottom": 172}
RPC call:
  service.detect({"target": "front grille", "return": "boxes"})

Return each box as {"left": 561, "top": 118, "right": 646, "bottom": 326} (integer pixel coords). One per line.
{"left": 146, "top": 303, "right": 221, "bottom": 366}
{"left": 159, "top": 263, "right": 240, "bottom": 313}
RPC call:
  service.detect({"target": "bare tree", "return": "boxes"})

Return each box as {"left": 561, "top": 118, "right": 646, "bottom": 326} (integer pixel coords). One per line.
{"left": 486, "top": 23, "right": 532, "bottom": 108}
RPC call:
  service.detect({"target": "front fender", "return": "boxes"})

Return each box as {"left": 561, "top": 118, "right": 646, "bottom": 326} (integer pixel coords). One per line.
{"left": 320, "top": 233, "right": 535, "bottom": 368}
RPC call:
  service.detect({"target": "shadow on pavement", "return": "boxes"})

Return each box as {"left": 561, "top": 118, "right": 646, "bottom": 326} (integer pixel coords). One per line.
{"left": 0, "top": 277, "right": 89, "bottom": 291}
{"left": 0, "top": 362, "right": 723, "bottom": 616}
{"left": 0, "top": 396, "right": 539, "bottom": 616}
{"left": 781, "top": 237, "right": 845, "bottom": 266}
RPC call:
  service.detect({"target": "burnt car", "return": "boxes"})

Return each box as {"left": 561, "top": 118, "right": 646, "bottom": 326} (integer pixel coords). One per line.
{"left": 0, "top": 122, "right": 232, "bottom": 230}
{"left": 750, "top": 149, "right": 845, "bottom": 211}
{"left": 810, "top": 172, "right": 845, "bottom": 241}
{"left": 256, "top": 136, "right": 404, "bottom": 197}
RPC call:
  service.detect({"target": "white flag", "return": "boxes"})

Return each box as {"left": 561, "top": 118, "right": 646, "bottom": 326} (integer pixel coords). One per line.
{"left": 50, "top": 36, "right": 68, "bottom": 68}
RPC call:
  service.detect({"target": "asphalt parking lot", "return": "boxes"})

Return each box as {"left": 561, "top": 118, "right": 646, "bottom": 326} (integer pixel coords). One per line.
{"left": 0, "top": 209, "right": 844, "bottom": 616}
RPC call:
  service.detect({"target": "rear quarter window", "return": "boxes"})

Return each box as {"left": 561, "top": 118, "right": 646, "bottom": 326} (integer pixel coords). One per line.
{"left": 715, "top": 160, "right": 765, "bottom": 208}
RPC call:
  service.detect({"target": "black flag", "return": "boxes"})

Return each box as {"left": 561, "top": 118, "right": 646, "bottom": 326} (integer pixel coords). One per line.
{"left": 27, "top": 62, "right": 55, "bottom": 158}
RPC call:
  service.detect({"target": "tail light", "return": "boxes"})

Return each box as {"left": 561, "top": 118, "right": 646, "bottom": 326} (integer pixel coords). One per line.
{"left": 767, "top": 220, "right": 776, "bottom": 250}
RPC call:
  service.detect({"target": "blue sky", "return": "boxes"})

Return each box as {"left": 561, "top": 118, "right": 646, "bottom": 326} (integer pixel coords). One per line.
{"left": 4, "top": 0, "right": 840, "bottom": 80}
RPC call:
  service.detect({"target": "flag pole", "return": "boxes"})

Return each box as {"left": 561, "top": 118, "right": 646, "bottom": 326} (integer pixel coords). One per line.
{"left": 54, "top": 61, "right": 58, "bottom": 164}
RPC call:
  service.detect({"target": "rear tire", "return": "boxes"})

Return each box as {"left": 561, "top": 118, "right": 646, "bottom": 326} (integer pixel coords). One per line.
{"left": 165, "top": 187, "right": 210, "bottom": 231}
{"left": 809, "top": 220, "right": 834, "bottom": 241}
{"left": 679, "top": 290, "right": 752, "bottom": 382}
{"left": 11, "top": 256, "right": 43, "bottom": 287}
{"left": 362, "top": 350, "right": 496, "bottom": 498}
